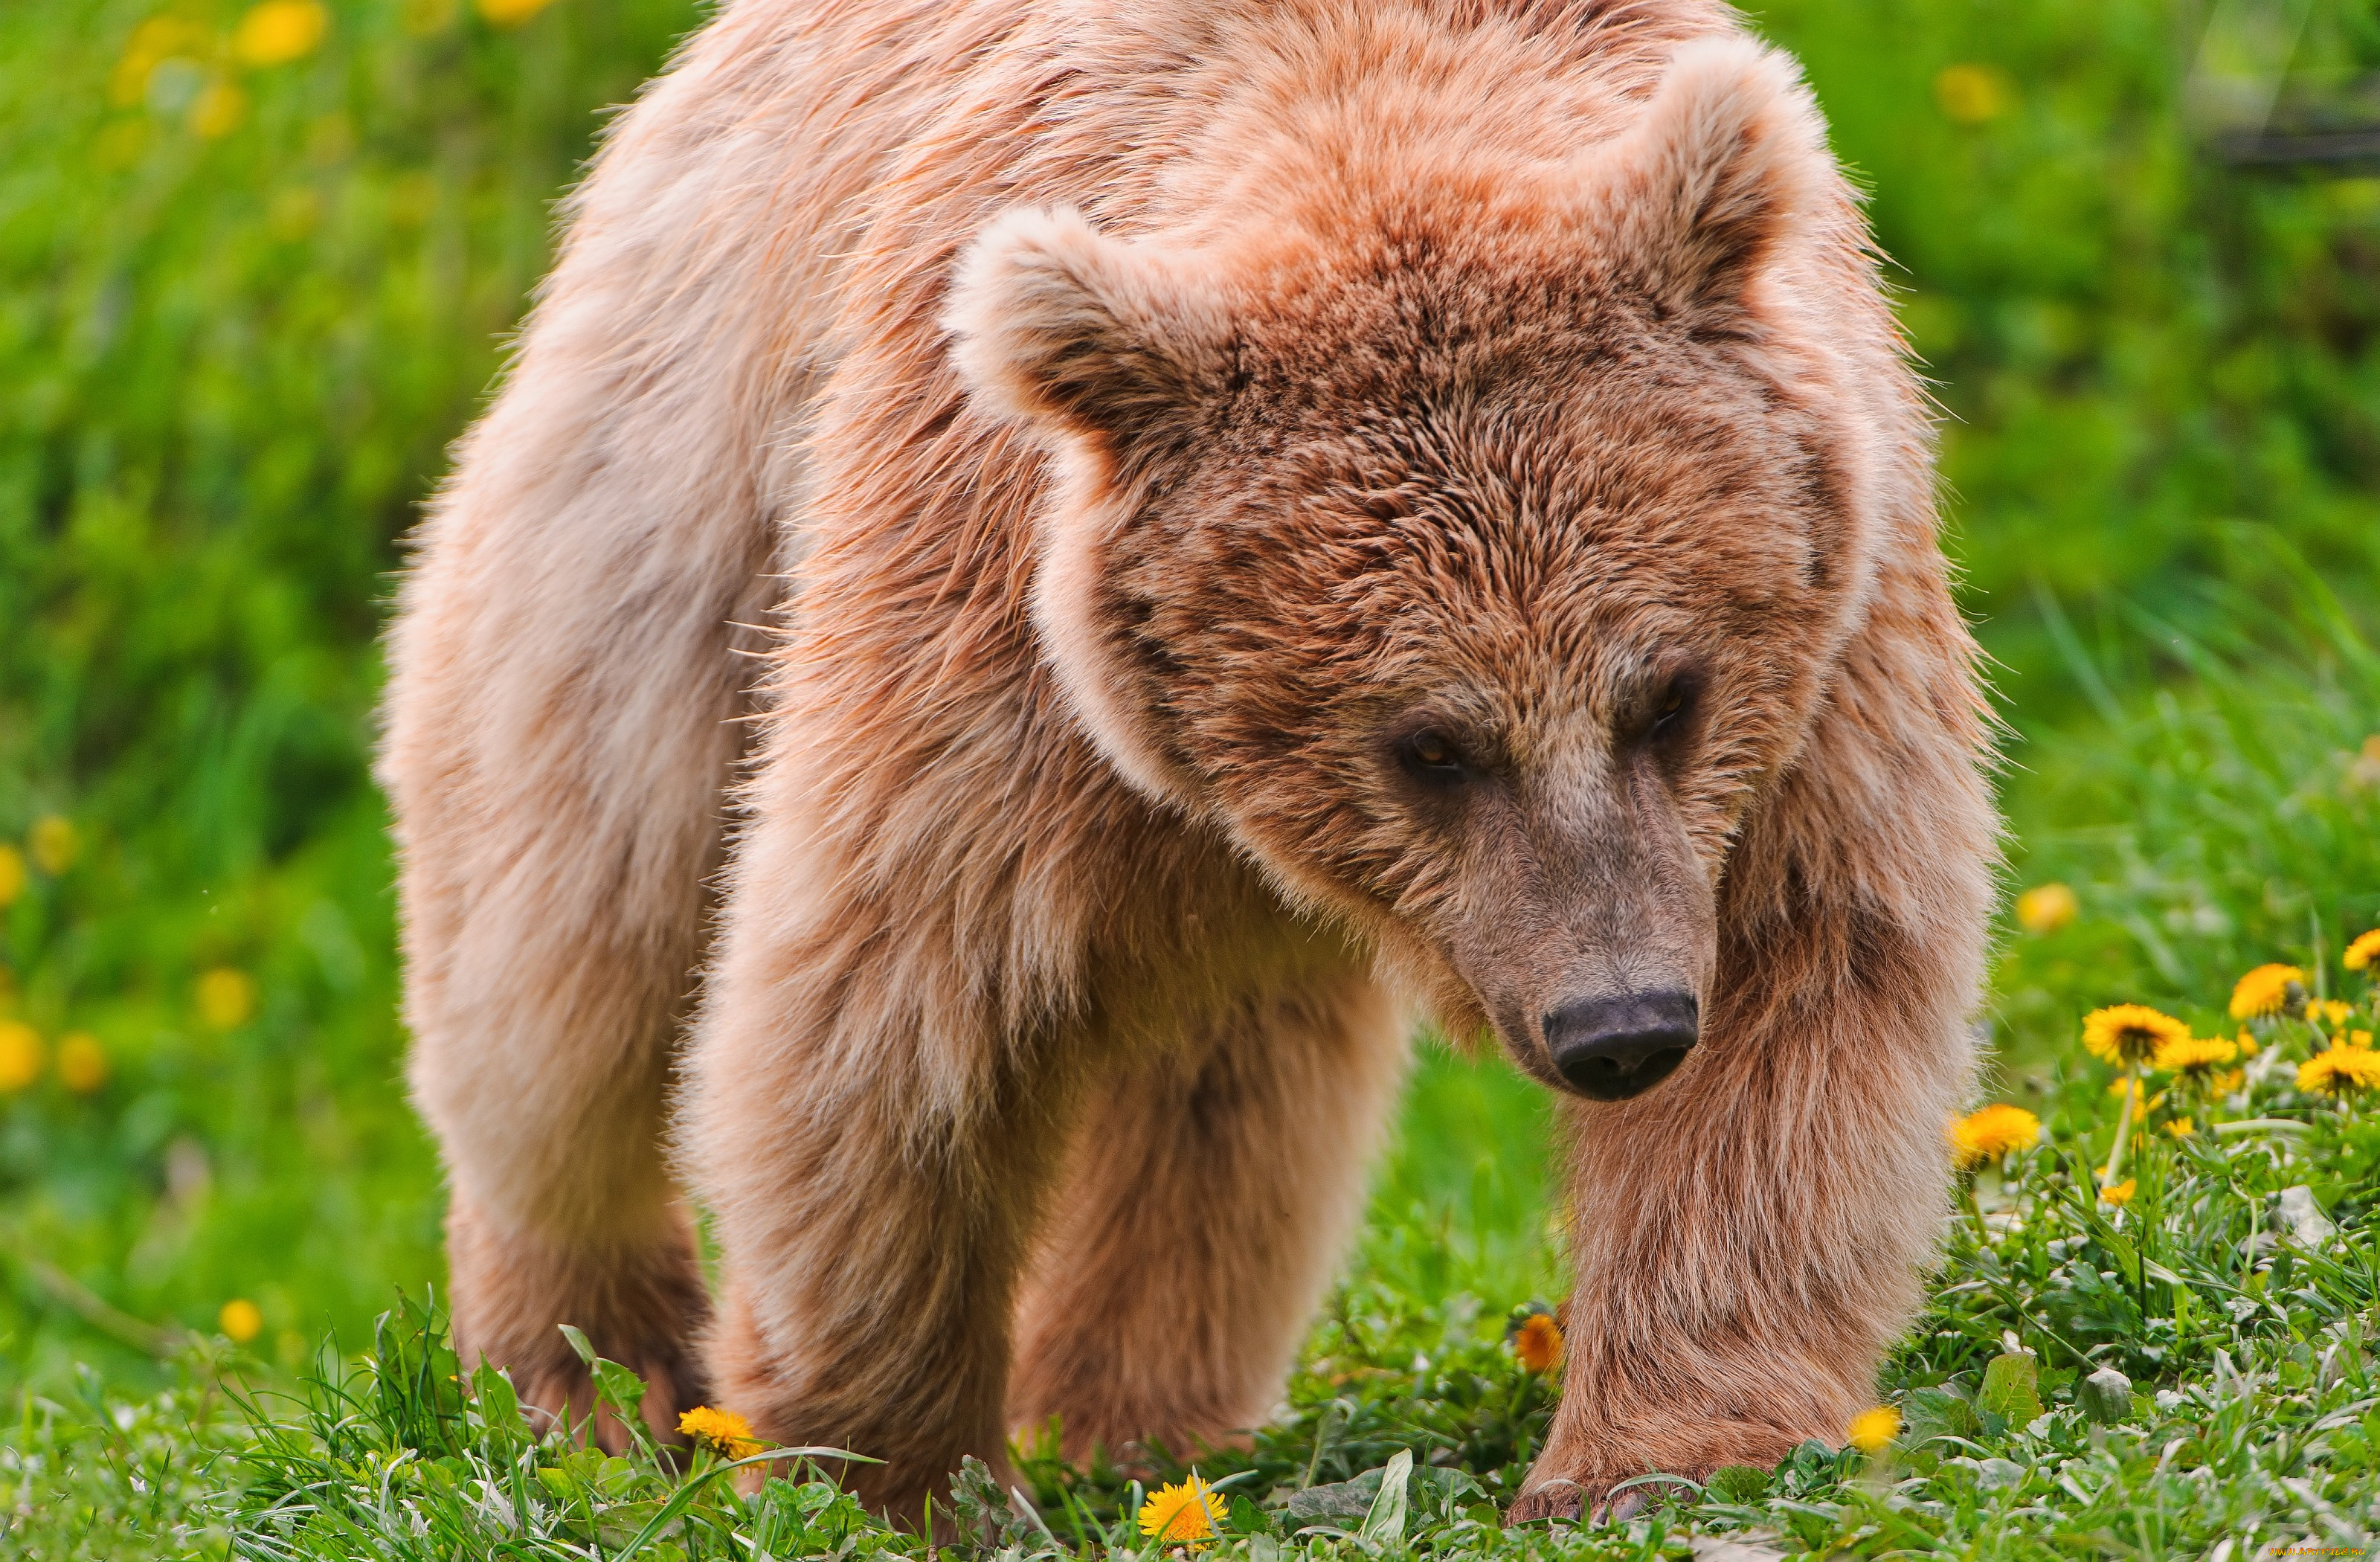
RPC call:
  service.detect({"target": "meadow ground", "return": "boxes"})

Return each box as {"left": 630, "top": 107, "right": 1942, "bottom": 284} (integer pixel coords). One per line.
{"left": 7, "top": 0, "right": 2380, "bottom": 1557}
{"left": 19, "top": 862, "right": 2380, "bottom": 1561}
{"left": 13, "top": 608, "right": 2380, "bottom": 1558}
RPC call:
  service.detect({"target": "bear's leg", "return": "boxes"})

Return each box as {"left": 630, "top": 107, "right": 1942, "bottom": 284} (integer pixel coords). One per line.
{"left": 1007, "top": 970, "right": 1406, "bottom": 1466}
{"left": 689, "top": 1050, "right": 1073, "bottom": 1518}
{"left": 444, "top": 1188, "right": 710, "bottom": 1450}
{"left": 681, "top": 824, "right": 1088, "bottom": 1517}
{"left": 405, "top": 903, "right": 724, "bottom": 1448}
{"left": 1508, "top": 655, "right": 1990, "bottom": 1521}
{"left": 386, "top": 467, "right": 771, "bottom": 1448}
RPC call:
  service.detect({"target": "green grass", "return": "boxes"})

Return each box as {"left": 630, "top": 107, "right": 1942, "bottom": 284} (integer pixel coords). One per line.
{"left": 13, "top": 960, "right": 2380, "bottom": 1560}
{"left": 1993, "top": 536, "right": 2380, "bottom": 1058}
{"left": 5, "top": 0, "right": 2380, "bottom": 1554}
{"left": 11, "top": 638, "right": 2380, "bottom": 1556}
{"left": 1, "top": 0, "right": 701, "bottom": 1390}
{"left": 7, "top": 0, "right": 2380, "bottom": 1392}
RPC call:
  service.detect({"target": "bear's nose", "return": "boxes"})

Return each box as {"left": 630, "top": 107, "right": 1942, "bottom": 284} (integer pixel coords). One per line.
{"left": 1543, "top": 991, "right": 1699, "bottom": 1101}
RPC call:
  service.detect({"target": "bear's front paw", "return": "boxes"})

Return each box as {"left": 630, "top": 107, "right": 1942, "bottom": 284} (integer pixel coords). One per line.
{"left": 1507, "top": 1419, "right": 1807, "bottom": 1526}
{"left": 1503, "top": 1478, "right": 1587, "bottom": 1524}
{"left": 1504, "top": 1473, "right": 1696, "bottom": 1525}
{"left": 514, "top": 1346, "right": 706, "bottom": 1456}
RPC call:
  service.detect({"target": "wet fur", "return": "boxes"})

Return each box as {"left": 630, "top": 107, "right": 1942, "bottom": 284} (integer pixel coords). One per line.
{"left": 382, "top": 0, "right": 1995, "bottom": 1522}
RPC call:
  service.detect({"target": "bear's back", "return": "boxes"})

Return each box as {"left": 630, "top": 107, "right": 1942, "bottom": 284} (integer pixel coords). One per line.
{"left": 528, "top": 0, "right": 1755, "bottom": 565}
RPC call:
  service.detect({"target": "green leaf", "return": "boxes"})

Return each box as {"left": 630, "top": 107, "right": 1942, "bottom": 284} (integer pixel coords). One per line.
{"left": 589, "top": 1355, "right": 649, "bottom": 1430}
{"left": 469, "top": 1360, "right": 530, "bottom": 1457}
{"left": 1360, "top": 1449, "right": 1412, "bottom": 1546}
{"left": 1903, "top": 1386, "right": 1980, "bottom": 1445}
{"left": 2103, "top": 1228, "right": 2142, "bottom": 1289}
{"left": 1278, "top": 1474, "right": 1379, "bottom": 1526}
{"left": 1787, "top": 1439, "right": 1840, "bottom": 1486}
{"left": 553, "top": 1322, "right": 656, "bottom": 1456}
{"left": 1228, "top": 1494, "right": 1276, "bottom": 1536}
{"left": 1981, "top": 1352, "right": 2044, "bottom": 1427}
{"left": 370, "top": 1292, "right": 467, "bottom": 1457}
{"left": 1703, "top": 1465, "right": 1772, "bottom": 1502}
{"left": 2079, "top": 1365, "right": 2134, "bottom": 1424}
{"left": 470, "top": 1360, "right": 519, "bottom": 1425}
{"left": 611, "top": 1446, "right": 881, "bottom": 1562}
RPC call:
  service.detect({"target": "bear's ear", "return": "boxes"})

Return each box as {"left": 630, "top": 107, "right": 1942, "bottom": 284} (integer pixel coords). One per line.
{"left": 1587, "top": 36, "right": 1834, "bottom": 332}
{"left": 943, "top": 206, "right": 1232, "bottom": 467}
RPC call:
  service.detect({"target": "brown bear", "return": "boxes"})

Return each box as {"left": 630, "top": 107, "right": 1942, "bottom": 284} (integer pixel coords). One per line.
{"left": 379, "top": 0, "right": 1995, "bottom": 1524}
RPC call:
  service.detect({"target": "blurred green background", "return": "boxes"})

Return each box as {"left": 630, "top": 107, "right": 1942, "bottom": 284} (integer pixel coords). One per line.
{"left": 3, "top": 0, "right": 2378, "bottom": 1392}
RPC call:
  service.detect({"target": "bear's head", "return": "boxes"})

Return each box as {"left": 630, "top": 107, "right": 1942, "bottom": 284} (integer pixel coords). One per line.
{"left": 945, "top": 37, "right": 1900, "bottom": 1101}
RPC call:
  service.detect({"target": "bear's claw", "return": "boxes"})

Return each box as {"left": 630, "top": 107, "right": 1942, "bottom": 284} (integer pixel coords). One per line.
{"left": 1503, "top": 1479, "right": 1583, "bottom": 1524}
{"left": 1505, "top": 1475, "right": 1695, "bottom": 1526}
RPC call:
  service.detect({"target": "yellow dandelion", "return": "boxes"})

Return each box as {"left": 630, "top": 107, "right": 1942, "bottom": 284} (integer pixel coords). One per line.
{"left": 0, "top": 1022, "right": 40, "bottom": 1093}
{"left": 1511, "top": 1311, "right": 1563, "bottom": 1372}
{"left": 476, "top": 0, "right": 562, "bottom": 27}
{"left": 2237, "top": 1030, "right": 2259, "bottom": 1058}
{"left": 2231, "top": 964, "right": 2305, "bottom": 1020}
{"left": 2164, "top": 1116, "right": 2194, "bottom": 1138}
{"left": 2297, "top": 1047, "right": 2380, "bottom": 1099}
{"left": 219, "top": 1298, "right": 263, "bottom": 1343}
{"left": 2347, "top": 930, "right": 2380, "bottom": 972}
{"left": 402, "top": 0, "right": 460, "bottom": 36}
{"left": 110, "top": 18, "right": 208, "bottom": 107}
{"left": 2212, "top": 1067, "right": 2245, "bottom": 1094}
{"left": 2321, "top": 1000, "right": 2355, "bottom": 1029}
{"left": 197, "top": 968, "right": 258, "bottom": 1030}
{"left": 2105, "top": 1078, "right": 2157, "bottom": 1121}
{"left": 2100, "top": 1177, "right": 2137, "bottom": 1208}
{"left": 108, "top": 51, "right": 154, "bottom": 111}
{"left": 128, "top": 17, "right": 205, "bottom": 57}
{"left": 2014, "top": 883, "right": 2078, "bottom": 935}
{"left": 678, "top": 1405, "right": 763, "bottom": 1459}
{"left": 2152, "top": 1034, "right": 2237, "bottom": 1078}
{"left": 234, "top": 1, "right": 328, "bottom": 66}
{"left": 1950, "top": 1104, "right": 2040, "bottom": 1169}
{"left": 191, "top": 80, "right": 248, "bottom": 138}
{"left": 57, "top": 1033, "right": 108, "bottom": 1093}
{"left": 2082, "top": 1004, "right": 2188, "bottom": 1067}
{"left": 29, "top": 816, "right": 77, "bottom": 875}
{"left": 1846, "top": 1404, "right": 1900, "bottom": 1453}
{"left": 1934, "top": 62, "right": 2013, "bottom": 124}
{"left": 1138, "top": 1474, "right": 1225, "bottom": 1544}
{"left": 0, "top": 844, "right": 22, "bottom": 907}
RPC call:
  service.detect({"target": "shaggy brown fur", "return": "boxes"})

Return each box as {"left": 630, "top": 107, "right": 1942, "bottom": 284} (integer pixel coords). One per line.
{"left": 381, "top": 0, "right": 1994, "bottom": 1523}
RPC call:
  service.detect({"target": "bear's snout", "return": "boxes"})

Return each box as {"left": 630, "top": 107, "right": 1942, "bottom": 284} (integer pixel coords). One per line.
{"left": 1543, "top": 991, "right": 1699, "bottom": 1101}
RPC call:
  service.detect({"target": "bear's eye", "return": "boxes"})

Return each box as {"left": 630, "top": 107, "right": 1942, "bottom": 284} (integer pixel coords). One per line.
{"left": 1398, "top": 729, "right": 1468, "bottom": 783}
{"left": 1641, "top": 676, "right": 1699, "bottom": 745}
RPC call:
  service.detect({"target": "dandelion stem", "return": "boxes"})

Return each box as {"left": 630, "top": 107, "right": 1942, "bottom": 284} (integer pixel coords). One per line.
{"left": 2104, "top": 1065, "right": 2138, "bottom": 1188}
